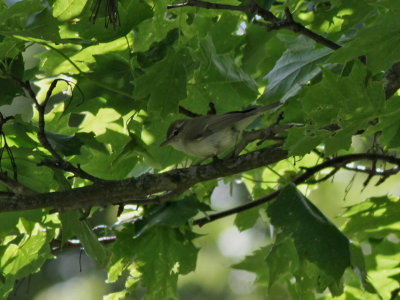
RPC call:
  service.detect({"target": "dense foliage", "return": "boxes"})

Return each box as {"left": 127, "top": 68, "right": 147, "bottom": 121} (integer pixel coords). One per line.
{"left": 1, "top": 0, "right": 400, "bottom": 299}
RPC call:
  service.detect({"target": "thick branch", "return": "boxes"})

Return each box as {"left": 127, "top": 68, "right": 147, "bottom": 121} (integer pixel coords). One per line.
{"left": 0, "top": 145, "right": 288, "bottom": 212}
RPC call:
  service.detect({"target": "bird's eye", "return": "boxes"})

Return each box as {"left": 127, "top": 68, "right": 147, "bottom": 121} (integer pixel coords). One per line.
{"left": 167, "top": 121, "right": 184, "bottom": 138}
{"left": 173, "top": 128, "right": 180, "bottom": 136}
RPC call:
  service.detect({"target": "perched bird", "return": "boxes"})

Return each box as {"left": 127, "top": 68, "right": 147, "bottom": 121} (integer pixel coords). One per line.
{"left": 160, "top": 101, "right": 282, "bottom": 158}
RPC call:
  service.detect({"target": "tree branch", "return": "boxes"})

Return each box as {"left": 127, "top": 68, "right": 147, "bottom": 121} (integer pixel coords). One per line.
{"left": 168, "top": 0, "right": 400, "bottom": 97}
{"left": 0, "top": 145, "right": 288, "bottom": 212}
{"left": 11, "top": 77, "right": 104, "bottom": 183}
{"left": 193, "top": 152, "right": 400, "bottom": 226}
{"left": 254, "top": 7, "right": 341, "bottom": 51}
{"left": 168, "top": 0, "right": 249, "bottom": 13}
{"left": 168, "top": 0, "right": 339, "bottom": 50}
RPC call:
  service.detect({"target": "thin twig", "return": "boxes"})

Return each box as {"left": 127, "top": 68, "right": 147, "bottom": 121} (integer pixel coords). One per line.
{"left": 306, "top": 167, "right": 340, "bottom": 184}
{"left": 343, "top": 164, "right": 399, "bottom": 186}
{"left": 11, "top": 77, "right": 104, "bottom": 183}
{"left": 168, "top": 0, "right": 339, "bottom": 50}
{"left": 193, "top": 153, "right": 400, "bottom": 226}
{"left": 178, "top": 105, "right": 201, "bottom": 118}
{"left": 168, "top": 0, "right": 248, "bottom": 13}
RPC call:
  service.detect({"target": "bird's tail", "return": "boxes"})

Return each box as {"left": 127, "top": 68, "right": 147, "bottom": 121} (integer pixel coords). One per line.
{"left": 254, "top": 101, "right": 283, "bottom": 114}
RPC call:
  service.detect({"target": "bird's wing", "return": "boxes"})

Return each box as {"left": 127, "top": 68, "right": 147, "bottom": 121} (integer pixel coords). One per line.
{"left": 184, "top": 102, "right": 282, "bottom": 141}
{"left": 184, "top": 112, "right": 254, "bottom": 141}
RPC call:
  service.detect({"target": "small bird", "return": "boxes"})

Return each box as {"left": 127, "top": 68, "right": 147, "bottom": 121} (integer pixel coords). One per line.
{"left": 160, "top": 101, "right": 282, "bottom": 158}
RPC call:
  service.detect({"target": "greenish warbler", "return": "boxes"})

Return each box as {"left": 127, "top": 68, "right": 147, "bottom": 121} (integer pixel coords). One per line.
{"left": 160, "top": 101, "right": 282, "bottom": 158}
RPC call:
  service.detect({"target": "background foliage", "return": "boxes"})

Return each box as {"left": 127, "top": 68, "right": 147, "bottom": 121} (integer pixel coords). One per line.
{"left": 0, "top": 0, "right": 400, "bottom": 299}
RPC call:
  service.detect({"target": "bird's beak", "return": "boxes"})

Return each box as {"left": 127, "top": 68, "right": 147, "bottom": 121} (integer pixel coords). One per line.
{"left": 160, "top": 138, "right": 172, "bottom": 147}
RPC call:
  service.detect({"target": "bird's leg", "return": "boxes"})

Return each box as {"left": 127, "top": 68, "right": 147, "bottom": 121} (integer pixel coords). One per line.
{"left": 207, "top": 102, "right": 217, "bottom": 115}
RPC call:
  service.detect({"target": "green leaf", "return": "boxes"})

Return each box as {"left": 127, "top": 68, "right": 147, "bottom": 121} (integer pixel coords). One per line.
{"left": 133, "top": 48, "right": 188, "bottom": 116}
{"left": 267, "top": 184, "right": 351, "bottom": 284}
{"left": 53, "top": 0, "right": 89, "bottom": 21}
{"left": 261, "top": 37, "right": 332, "bottom": 103}
{"left": 0, "top": 210, "right": 44, "bottom": 239}
{"left": 343, "top": 195, "right": 400, "bottom": 239}
{"left": 349, "top": 243, "right": 378, "bottom": 294}
{"left": 0, "top": 0, "right": 43, "bottom": 32}
{"left": 3, "top": 119, "right": 38, "bottom": 148}
{"left": 242, "top": 26, "right": 285, "bottom": 80}
{"left": 195, "top": 35, "right": 258, "bottom": 111}
{"left": 265, "top": 235, "right": 299, "bottom": 287}
{"left": 0, "top": 55, "right": 24, "bottom": 105}
{"left": 0, "top": 219, "right": 54, "bottom": 299}
{"left": 45, "top": 130, "right": 84, "bottom": 156}
{"left": 284, "top": 125, "right": 323, "bottom": 156}
{"left": 136, "top": 28, "right": 179, "bottom": 68}
{"left": 328, "top": 11, "right": 400, "bottom": 73}
{"left": 63, "top": 0, "right": 153, "bottom": 43}
{"left": 114, "top": 133, "right": 159, "bottom": 169}
{"left": 3, "top": 147, "right": 59, "bottom": 193}
{"left": 234, "top": 205, "right": 262, "bottom": 232}
{"left": 108, "top": 224, "right": 198, "bottom": 299}
{"left": 134, "top": 227, "right": 198, "bottom": 299}
{"left": 75, "top": 132, "right": 108, "bottom": 154}
{"left": 285, "top": 62, "right": 385, "bottom": 155}
{"left": 73, "top": 51, "right": 135, "bottom": 115}
{"left": 370, "top": 96, "right": 400, "bottom": 148}
{"left": 59, "top": 210, "right": 109, "bottom": 267}
{"left": 134, "top": 196, "right": 210, "bottom": 236}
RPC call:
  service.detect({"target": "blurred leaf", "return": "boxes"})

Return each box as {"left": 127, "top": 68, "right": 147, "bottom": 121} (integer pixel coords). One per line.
{"left": 232, "top": 245, "right": 272, "bottom": 285}
{"left": 2, "top": 147, "right": 59, "bottom": 193}
{"left": 349, "top": 243, "right": 378, "bottom": 294}
{"left": 343, "top": 195, "right": 400, "bottom": 239}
